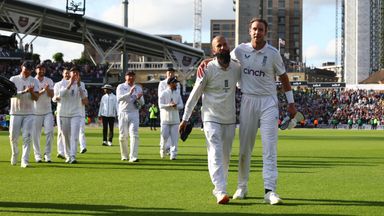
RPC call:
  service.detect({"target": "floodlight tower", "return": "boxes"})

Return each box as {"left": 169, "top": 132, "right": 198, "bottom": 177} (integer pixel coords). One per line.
{"left": 336, "top": 0, "right": 339, "bottom": 67}
{"left": 336, "top": 0, "right": 345, "bottom": 82}
{"left": 122, "top": 0, "right": 129, "bottom": 78}
{"left": 193, "top": 0, "right": 202, "bottom": 49}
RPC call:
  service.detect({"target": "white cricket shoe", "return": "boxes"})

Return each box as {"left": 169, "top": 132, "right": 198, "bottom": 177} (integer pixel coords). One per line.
{"left": 20, "top": 162, "right": 29, "bottom": 168}
{"left": 65, "top": 157, "right": 71, "bottom": 163}
{"left": 232, "top": 188, "right": 247, "bottom": 199}
{"left": 107, "top": 141, "right": 112, "bottom": 146}
{"left": 216, "top": 194, "right": 230, "bottom": 204}
{"left": 11, "top": 156, "right": 17, "bottom": 165}
{"left": 264, "top": 191, "right": 283, "bottom": 205}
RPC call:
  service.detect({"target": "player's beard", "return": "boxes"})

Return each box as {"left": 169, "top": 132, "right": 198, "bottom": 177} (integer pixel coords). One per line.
{"left": 215, "top": 50, "right": 231, "bottom": 65}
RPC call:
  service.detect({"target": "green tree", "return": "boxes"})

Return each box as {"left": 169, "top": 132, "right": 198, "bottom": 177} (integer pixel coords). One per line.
{"left": 52, "top": 52, "right": 64, "bottom": 63}
{"left": 31, "top": 53, "right": 40, "bottom": 63}
{"left": 72, "top": 52, "right": 92, "bottom": 65}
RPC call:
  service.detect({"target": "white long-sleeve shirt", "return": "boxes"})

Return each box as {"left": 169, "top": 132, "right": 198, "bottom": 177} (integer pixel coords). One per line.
{"left": 52, "top": 79, "right": 65, "bottom": 115}
{"left": 159, "top": 87, "right": 184, "bottom": 124}
{"left": 34, "top": 76, "right": 54, "bottom": 115}
{"left": 56, "top": 80, "right": 86, "bottom": 117}
{"left": 80, "top": 88, "right": 88, "bottom": 117}
{"left": 116, "top": 82, "right": 144, "bottom": 113}
{"left": 10, "top": 74, "right": 39, "bottom": 115}
{"left": 98, "top": 93, "right": 117, "bottom": 117}
{"left": 182, "top": 58, "right": 241, "bottom": 124}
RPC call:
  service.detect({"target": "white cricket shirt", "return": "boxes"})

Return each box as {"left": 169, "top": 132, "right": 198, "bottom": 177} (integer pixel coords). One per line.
{"left": 34, "top": 76, "right": 54, "bottom": 115}
{"left": 231, "top": 42, "right": 286, "bottom": 96}
{"left": 116, "top": 83, "right": 144, "bottom": 113}
{"left": 57, "top": 80, "right": 86, "bottom": 117}
{"left": 159, "top": 88, "right": 184, "bottom": 124}
{"left": 10, "top": 74, "right": 39, "bottom": 115}
{"left": 182, "top": 58, "right": 241, "bottom": 124}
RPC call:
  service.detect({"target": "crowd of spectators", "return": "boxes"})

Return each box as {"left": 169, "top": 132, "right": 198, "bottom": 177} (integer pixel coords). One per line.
{"left": 278, "top": 87, "right": 384, "bottom": 128}
{"left": 1, "top": 61, "right": 384, "bottom": 129}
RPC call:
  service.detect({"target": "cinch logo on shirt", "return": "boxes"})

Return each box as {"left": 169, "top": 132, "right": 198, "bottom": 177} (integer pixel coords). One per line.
{"left": 243, "top": 68, "right": 265, "bottom": 77}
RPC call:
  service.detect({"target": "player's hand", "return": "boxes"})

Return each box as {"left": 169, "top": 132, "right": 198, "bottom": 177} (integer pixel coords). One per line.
{"left": 287, "top": 103, "right": 297, "bottom": 119}
{"left": 26, "top": 85, "right": 34, "bottom": 93}
{"left": 129, "top": 86, "right": 136, "bottom": 95}
{"left": 169, "top": 101, "right": 176, "bottom": 108}
{"left": 137, "top": 92, "right": 143, "bottom": 99}
{"left": 196, "top": 58, "right": 212, "bottom": 78}
{"left": 69, "top": 75, "right": 76, "bottom": 86}
{"left": 179, "top": 120, "right": 187, "bottom": 134}
{"left": 77, "top": 76, "right": 81, "bottom": 87}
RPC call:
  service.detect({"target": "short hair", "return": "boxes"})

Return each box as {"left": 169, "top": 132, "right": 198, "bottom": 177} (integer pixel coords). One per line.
{"left": 167, "top": 67, "right": 175, "bottom": 72}
{"left": 70, "top": 66, "right": 80, "bottom": 72}
{"left": 125, "top": 71, "right": 135, "bottom": 76}
{"left": 248, "top": 17, "right": 268, "bottom": 30}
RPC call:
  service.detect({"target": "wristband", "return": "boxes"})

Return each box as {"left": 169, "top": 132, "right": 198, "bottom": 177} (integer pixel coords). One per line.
{"left": 285, "top": 90, "right": 294, "bottom": 104}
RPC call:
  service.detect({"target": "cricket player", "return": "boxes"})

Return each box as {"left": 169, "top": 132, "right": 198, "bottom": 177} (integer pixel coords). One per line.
{"left": 9, "top": 61, "right": 39, "bottom": 168}
{"left": 158, "top": 77, "right": 183, "bottom": 160}
{"left": 52, "top": 68, "right": 71, "bottom": 159}
{"left": 158, "top": 67, "right": 180, "bottom": 154}
{"left": 56, "top": 67, "right": 87, "bottom": 164}
{"left": 179, "top": 36, "right": 241, "bottom": 204}
{"left": 116, "top": 71, "right": 144, "bottom": 162}
{"left": 32, "top": 63, "right": 54, "bottom": 163}
{"left": 230, "top": 18, "right": 297, "bottom": 204}
{"left": 78, "top": 88, "right": 89, "bottom": 154}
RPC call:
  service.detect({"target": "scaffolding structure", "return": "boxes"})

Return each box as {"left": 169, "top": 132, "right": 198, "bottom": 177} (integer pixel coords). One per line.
{"left": 193, "top": 0, "right": 202, "bottom": 49}
{"left": 370, "top": 0, "right": 383, "bottom": 74}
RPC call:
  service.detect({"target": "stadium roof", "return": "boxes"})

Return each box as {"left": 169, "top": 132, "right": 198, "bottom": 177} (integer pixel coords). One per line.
{"left": 0, "top": 0, "right": 204, "bottom": 65}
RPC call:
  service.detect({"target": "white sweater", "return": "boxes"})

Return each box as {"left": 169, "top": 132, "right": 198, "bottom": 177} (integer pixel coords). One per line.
{"left": 182, "top": 58, "right": 241, "bottom": 124}
{"left": 159, "top": 88, "right": 184, "bottom": 124}
{"left": 57, "top": 80, "right": 86, "bottom": 117}
{"left": 10, "top": 74, "right": 39, "bottom": 115}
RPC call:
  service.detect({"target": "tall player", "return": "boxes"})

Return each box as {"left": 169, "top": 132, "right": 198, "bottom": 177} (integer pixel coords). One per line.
{"left": 116, "top": 71, "right": 144, "bottom": 162}
{"left": 78, "top": 87, "right": 89, "bottom": 154}
{"left": 56, "top": 67, "right": 86, "bottom": 164}
{"left": 9, "top": 61, "right": 39, "bottom": 168}
{"left": 32, "top": 63, "right": 54, "bottom": 163}
{"left": 179, "top": 36, "right": 240, "bottom": 204}
{"left": 230, "top": 18, "right": 296, "bottom": 204}
{"left": 158, "top": 77, "right": 183, "bottom": 160}
{"left": 52, "top": 67, "right": 71, "bottom": 159}
{"left": 158, "top": 68, "right": 180, "bottom": 154}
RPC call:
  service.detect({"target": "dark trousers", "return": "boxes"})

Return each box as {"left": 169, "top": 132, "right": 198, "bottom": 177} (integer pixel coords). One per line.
{"left": 102, "top": 116, "right": 115, "bottom": 142}
{"left": 150, "top": 118, "right": 157, "bottom": 129}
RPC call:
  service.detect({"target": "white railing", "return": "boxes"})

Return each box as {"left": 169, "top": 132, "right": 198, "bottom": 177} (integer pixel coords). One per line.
{"left": 110, "top": 61, "right": 175, "bottom": 70}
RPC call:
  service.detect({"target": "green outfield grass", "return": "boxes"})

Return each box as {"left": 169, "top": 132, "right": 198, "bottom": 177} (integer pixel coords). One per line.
{"left": 0, "top": 128, "right": 383, "bottom": 215}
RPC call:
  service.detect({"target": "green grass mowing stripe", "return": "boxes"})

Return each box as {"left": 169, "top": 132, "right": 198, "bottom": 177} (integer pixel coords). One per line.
{"left": 0, "top": 128, "right": 383, "bottom": 215}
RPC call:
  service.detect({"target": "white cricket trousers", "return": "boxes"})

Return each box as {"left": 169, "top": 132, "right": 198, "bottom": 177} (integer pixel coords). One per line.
{"left": 118, "top": 112, "right": 140, "bottom": 161}
{"left": 238, "top": 94, "right": 279, "bottom": 191}
{"left": 160, "top": 123, "right": 179, "bottom": 158}
{"left": 9, "top": 115, "right": 34, "bottom": 165}
{"left": 204, "top": 122, "right": 235, "bottom": 196}
{"left": 79, "top": 117, "right": 86, "bottom": 151}
{"left": 56, "top": 114, "right": 65, "bottom": 156}
{"left": 32, "top": 113, "right": 54, "bottom": 161}
{"left": 60, "top": 116, "right": 81, "bottom": 160}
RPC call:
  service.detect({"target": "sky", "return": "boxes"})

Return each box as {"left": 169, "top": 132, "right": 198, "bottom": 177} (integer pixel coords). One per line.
{"left": 1, "top": 0, "right": 338, "bottom": 67}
